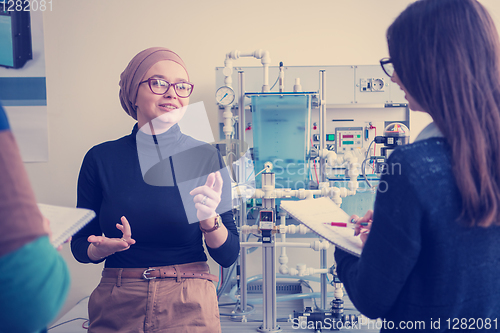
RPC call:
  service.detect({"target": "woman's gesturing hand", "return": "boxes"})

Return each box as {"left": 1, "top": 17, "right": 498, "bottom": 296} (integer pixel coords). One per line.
{"left": 87, "top": 216, "right": 136, "bottom": 260}
{"left": 190, "top": 171, "right": 223, "bottom": 222}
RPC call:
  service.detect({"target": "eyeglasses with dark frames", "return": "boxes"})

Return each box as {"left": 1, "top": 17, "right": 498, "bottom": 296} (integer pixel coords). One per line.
{"left": 140, "top": 78, "right": 194, "bottom": 98}
{"left": 380, "top": 58, "right": 394, "bottom": 78}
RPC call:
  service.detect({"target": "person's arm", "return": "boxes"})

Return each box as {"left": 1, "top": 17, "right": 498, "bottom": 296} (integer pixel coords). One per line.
{"left": 0, "top": 236, "right": 70, "bottom": 333}
{"left": 334, "top": 150, "right": 422, "bottom": 319}
{"left": 190, "top": 171, "right": 240, "bottom": 267}
{"left": 0, "top": 105, "right": 70, "bottom": 332}
{"left": 71, "top": 149, "right": 136, "bottom": 263}
{"left": 71, "top": 148, "right": 106, "bottom": 263}
{"left": 205, "top": 152, "right": 240, "bottom": 267}
{"left": 205, "top": 210, "right": 239, "bottom": 267}
{"left": 0, "top": 113, "right": 46, "bottom": 256}
{"left": 191, "top": 151, "right": 240, "bottom": 267}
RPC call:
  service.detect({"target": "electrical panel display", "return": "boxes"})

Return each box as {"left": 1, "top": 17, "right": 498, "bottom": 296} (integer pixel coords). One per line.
{"left": 313, "top": 134, "right": 335, "bottom": 142}
{"left": 335, "top": 127, "right": 363, "bottom": 152}
{"left": 312, "top": 134, "right": 336, "bottom": 150}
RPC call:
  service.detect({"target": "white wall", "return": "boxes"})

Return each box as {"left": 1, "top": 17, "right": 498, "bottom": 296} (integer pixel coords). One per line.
{"left": 29, "top": 0, "right": 500, "bottom": 321}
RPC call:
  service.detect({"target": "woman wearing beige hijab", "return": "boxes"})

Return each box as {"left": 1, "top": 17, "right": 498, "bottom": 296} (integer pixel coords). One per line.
{"left": 71, "top": 47, "right": 239, "bottom": 333}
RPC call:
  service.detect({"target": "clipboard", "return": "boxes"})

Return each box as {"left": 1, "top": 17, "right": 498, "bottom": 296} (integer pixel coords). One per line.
{"left": 38, "top": 203, "right": 95, "bottom": 248}
{"left": 280, "top": 197, "right": 363, "bottom": 257}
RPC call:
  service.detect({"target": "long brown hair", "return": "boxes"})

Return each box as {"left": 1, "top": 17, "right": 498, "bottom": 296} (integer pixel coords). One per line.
{"left": 387, "top": 0, "right": 500, "bottom": 227}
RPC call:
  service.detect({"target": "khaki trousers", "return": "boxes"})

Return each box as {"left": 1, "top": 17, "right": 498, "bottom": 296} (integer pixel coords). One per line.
{"left": 88, "top": 263, "right": 221, "bottom": 333}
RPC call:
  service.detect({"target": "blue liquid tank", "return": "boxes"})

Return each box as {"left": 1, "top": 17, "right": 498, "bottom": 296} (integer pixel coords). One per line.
{"left": 250, "top": 93, "right": 312, "bottom": 190}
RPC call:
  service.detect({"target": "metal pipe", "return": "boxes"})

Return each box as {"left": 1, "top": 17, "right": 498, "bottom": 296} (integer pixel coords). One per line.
{"left": 225, "top": 49, "right": 270, "bottom": 93}
{"left": 258, "top": 243, "right": 279, "bottom": 332}
{"left": 238, "top": 71, "right": 246, "bottom": 156}
{"left": 320, "top": 249, "right": 328, "bottom": 310}
{"left": 257, "top": 172, "right": 279, "bottom": 332}
{"left": 319, "top": 70, "right": 327, "bottom": 182}
{"left": 237, "top": 70, "right": 248, "bottom": 314}
{"left": 240, "top": 223, "right": 248, "bottom": 314}
{"left": 319, "top": 70, "right": 328, "bottom": 310}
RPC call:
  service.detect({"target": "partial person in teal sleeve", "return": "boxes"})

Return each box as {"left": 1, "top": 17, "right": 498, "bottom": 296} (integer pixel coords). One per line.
{"left": 0, "top": 103, "right": 70, "bottom": 333}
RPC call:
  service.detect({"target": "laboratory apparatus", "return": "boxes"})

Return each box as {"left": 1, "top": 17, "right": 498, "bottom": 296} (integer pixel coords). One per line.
{"left": 214, "top": 49, "right": 410, "bottom": 332}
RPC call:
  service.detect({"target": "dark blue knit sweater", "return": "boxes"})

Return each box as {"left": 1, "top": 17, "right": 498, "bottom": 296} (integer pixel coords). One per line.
{"left": 335, "top": 138, "right": 500, "bottom": 332}
{"left": 71, "top": 124, "right": 239, "bottom": 268}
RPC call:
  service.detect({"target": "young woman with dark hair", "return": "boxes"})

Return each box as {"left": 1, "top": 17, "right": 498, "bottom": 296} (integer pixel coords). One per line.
{"left": 335, "top": 1, "right": 500, "bottom": 331}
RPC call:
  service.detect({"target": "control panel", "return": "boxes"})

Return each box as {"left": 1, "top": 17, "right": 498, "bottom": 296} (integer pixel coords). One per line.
{"left": 335, "top": 127, "right": 363, "bottom": 152}
{"left": 312, "top": 133, "right": 336, "bottom": 151}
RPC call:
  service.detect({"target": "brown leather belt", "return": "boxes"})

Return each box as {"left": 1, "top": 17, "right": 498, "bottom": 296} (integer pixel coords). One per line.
{"left": 102, "top": 262, "right": 218, "bottom": 282}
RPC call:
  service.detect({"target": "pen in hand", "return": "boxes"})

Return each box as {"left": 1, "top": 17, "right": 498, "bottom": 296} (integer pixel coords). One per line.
{"left": 349, "top": 210, "right": 373, "bottom": 243}
{"left": 323, "top": 220, "right": 369, "bottom": 228}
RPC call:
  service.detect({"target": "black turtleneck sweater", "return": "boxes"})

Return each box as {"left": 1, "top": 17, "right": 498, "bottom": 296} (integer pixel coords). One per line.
{"left": 71, "top": 124, "right": 239, "bottom": 268}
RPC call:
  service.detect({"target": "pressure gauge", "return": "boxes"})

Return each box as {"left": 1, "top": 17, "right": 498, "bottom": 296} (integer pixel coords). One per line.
{"left": 215, "top": 86, "right": 235, "bottom": 106}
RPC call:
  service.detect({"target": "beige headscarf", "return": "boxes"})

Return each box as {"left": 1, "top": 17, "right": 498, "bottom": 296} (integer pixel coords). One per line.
{"left": 119, "top": 47, "right": 188, "bottom": 120}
